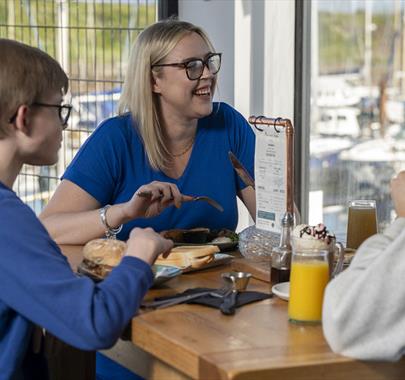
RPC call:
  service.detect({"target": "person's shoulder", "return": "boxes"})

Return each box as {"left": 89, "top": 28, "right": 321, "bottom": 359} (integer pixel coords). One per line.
{"left": 95, "top": 113, "right": 137, "bottom": 135}
{"left": 218, "top": 102, "right": 236, "bottom": 112}
{"left": 210, "top": 102, "right": 236, "bottom": 117}
{"left": 0, "top": 185, "right": 38, "bottom": 222}
{"left": 0, "top": 184, "right": 13, "bottom": 203}
{"left": 86, "top": 113, "right": 140, "bottom": 146}
{"left": 0, "top": 186, "right": 59, "bottom": 244}
{"left": 0, "top": 183, "right": 19, "bottom": 203}
{"left": 200, "top": 103, "right": 251, "bottom": 138}
{"left": 209, "top": 102, "right": 247, "bottom": 122}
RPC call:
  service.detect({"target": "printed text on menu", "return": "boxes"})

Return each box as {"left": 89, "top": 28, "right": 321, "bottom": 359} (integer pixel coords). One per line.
{"left": 255, "top": 127, "right": 286, "bottom": 233}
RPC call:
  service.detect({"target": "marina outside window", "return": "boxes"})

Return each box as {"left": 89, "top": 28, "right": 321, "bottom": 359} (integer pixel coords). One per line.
{"left": 307, "top": 0, "right": 405, "bottom": 240}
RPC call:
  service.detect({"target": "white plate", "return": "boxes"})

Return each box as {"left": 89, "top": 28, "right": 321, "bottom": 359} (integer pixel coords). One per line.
{"left": 152, "top": 264, "right": 182, "bottom": 287}
{"left": 272, "top": 281, "right": 290, "bottom": 301}
{"left": 77, "top": 263, "right": 182, "bottom": 287}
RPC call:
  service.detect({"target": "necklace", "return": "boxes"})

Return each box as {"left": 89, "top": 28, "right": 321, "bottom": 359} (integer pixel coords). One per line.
{"left": 170, "top": 136, "right": 195, "bottom": 157}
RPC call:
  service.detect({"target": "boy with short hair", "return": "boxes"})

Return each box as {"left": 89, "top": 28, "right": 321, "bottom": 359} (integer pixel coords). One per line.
{"left": 0, "top": 38, "right": 173, "bottom": 379}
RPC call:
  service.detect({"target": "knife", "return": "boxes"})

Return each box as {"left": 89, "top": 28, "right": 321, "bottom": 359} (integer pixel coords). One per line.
{"left": 228, "top": 151, "right": 255, "bottom": 189}
{"left": 141, "top": 290, "right": 213, "bottom": 309}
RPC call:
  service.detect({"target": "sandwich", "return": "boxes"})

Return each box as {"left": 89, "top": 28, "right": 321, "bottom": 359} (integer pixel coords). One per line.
{"left": 80, "top": 238, "right": 127, "bottom": 279}
{"left": 155, "top": 245, "right": 220, "bottom": 269}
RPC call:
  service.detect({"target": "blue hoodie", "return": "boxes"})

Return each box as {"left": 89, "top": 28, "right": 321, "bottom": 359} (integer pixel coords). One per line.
{"left": 0, "top": 182, "right": 153, "bottom": 379}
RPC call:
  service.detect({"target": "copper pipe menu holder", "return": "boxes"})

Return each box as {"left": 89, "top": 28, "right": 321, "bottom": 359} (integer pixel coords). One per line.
{"left": 248, "top": 116, "right": 295, "bottom": 283}
{"left": 248, "top": 116, "right": 295, "bottom": 215}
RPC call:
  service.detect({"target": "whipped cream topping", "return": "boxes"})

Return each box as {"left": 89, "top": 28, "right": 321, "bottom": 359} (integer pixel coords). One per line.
{"left": 293, "top": 223, "right": 335, "bottom": 245}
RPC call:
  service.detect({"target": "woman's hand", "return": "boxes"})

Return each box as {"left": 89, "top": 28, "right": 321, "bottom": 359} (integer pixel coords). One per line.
{"left": 124, "top": 181, "right": 184, "bottom": 219}
{"left": 126, "top": 227, "right": 174, "bottom": 265}
{"left": 391, "top": 171, "right": 405, "bottom": 218}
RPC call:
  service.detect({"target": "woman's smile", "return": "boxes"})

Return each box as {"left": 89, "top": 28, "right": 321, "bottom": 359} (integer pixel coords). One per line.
{"left": 193, "top": 85, "right": 212, "bottom": 97}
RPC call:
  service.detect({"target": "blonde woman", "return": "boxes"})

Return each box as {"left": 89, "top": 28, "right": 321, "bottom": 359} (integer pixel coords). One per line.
{"left": 41, "top": 19, "right": 256, "bottom": 244}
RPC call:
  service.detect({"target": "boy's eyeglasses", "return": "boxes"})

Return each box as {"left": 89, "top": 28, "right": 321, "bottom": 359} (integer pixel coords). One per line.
{"left": 9, "top": 102, "right": 73, "bottom": 129}
{"left": 152, "top": 52, "right": 222, "bottom": 81}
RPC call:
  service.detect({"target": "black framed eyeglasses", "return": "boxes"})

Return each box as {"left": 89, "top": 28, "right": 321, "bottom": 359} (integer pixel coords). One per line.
{"left": 152, "top": 52, "right": 222, "bottom": 81}
{"left": 8, "top": 102, "right": 73, "bottom": 129}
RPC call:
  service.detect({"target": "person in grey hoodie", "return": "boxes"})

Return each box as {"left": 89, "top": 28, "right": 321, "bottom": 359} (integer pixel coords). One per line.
{"left": 323, "top": 170, "right": 405, "bottom": 361}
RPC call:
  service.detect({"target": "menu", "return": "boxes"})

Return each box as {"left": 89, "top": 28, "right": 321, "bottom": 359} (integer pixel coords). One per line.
{"left": 255, "top": 126, "right": 286, "bottom": 233}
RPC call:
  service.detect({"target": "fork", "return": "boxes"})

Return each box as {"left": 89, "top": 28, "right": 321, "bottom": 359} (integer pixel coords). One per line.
{"left": 136, "top": 191, "right": 224, "bottom": 212}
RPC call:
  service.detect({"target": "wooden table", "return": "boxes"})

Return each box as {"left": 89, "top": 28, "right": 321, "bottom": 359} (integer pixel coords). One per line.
{"left": 61, "top": 245, "right": 405, "bottom": 380}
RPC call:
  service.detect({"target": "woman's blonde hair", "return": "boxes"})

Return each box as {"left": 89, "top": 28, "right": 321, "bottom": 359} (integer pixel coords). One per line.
{"left": 0, "top": 39, "right": 69, "bottom": 138}
{"left": 118, "top": 19, "right": 215, "bottom": 171}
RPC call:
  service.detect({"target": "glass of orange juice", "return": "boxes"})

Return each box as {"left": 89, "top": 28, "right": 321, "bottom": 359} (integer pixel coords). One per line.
{"left": 288, "top": 249, "right": 329, "bottom": 324}
{"left": 346, "top": 200, "right": 377, "bottom": 249}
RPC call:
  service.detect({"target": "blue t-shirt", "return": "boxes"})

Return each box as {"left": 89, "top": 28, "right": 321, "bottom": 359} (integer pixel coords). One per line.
{"left": 63, "top": 102, "right": 255, "bottom": 239}
{"left": 0, "top": 182, "right": 153, "bottom": 379}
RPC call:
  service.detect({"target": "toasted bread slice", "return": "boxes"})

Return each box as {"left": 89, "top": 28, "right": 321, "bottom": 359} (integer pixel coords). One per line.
{"left": 155, "top": 245, "right": 219, "bottom": 269}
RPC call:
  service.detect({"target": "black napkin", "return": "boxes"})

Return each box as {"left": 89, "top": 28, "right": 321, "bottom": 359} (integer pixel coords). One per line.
{"left": 150, "top": 287, "right": 272, "bottom": 309}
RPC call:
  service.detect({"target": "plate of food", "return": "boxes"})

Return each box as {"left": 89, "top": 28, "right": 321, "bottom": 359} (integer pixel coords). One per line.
{"left": 154, "top": 244, "right": 234, "bottom": 272}
{"left": 161, "top": 228, "right": 238, "bottom": 252}
{"left": 76, "top": 239, "right": 182, "bottom": 287}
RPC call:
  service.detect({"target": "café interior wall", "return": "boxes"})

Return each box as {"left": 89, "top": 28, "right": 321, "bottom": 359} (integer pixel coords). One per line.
{"left": 179, "top": 0, "right": 296, "bottom": 232}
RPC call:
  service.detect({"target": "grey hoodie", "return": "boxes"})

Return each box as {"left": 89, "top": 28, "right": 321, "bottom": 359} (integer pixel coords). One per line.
{"left": 323, "top": 217, "right": 405, "bottom": 361}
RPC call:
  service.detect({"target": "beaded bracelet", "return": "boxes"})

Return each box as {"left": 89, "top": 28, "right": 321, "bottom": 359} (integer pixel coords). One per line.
{"left": 99, "top": 205, "right": 123, "bottom": 239}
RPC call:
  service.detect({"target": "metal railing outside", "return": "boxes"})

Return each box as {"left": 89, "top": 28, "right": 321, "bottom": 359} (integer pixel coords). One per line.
{"left": 0, "top": 0, "right": 157, "bottom": 213}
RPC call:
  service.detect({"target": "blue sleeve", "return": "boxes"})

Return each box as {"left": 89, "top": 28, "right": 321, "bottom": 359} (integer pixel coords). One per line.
{"left": 62, "top": 117, "right": 126, "bottom": 205}
{"left": 0, "top": 195, "right": 153, "bottom": 350}
{"left": 220, "top": 103, "right": 255, "bottom": 191}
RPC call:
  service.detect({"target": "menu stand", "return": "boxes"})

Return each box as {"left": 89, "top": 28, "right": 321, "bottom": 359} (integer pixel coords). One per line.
{"left": 248, "top": 116, "right": 295, "bottom": 281}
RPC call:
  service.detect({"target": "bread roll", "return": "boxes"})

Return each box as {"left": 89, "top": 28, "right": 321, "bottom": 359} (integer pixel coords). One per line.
{"left": 82, "top": 238, "right": 127, "bottom": 267}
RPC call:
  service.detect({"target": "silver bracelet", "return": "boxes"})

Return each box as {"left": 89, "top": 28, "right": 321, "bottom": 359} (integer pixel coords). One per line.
{"left": 99, "top": 205, "right": 123, "bottom": 239}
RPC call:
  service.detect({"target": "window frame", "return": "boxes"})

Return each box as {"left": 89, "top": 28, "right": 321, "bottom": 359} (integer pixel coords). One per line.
{"left": 158, "top": 0, "right": 178, "bottom": 19}
{"left": 294, "top": 0, "right": 312, "bottom": 222}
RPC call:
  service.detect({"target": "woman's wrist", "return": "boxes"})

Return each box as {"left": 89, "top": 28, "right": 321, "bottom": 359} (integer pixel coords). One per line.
{"left": 99, "top": 203, "right": 133, "bottom": 237}
{"left": 118, "top": 201, "right": 142, "bottom": 222}
{"left": 99, "top": 205, "right": 123, "bottom": 238}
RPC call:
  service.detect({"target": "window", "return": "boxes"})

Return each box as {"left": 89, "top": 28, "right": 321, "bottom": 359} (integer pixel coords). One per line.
{"left": 0, "top": 0, "right": 157, "bottom": 214}
{"left": 308, "top": 0, "right": 405, "bottom": 239}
